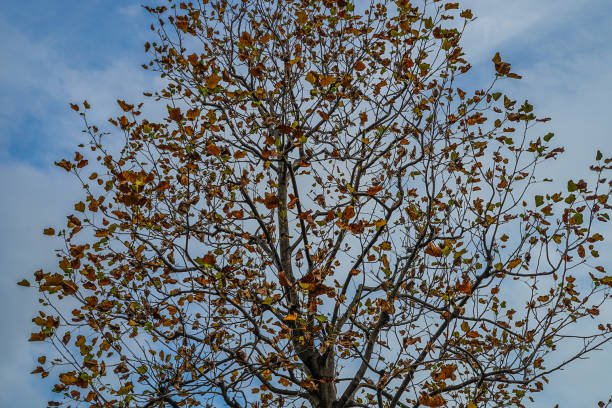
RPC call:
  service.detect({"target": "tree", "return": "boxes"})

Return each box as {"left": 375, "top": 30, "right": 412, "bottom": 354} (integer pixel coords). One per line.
{"left": 23, "top": 1, "right": 612, "bottom": 407}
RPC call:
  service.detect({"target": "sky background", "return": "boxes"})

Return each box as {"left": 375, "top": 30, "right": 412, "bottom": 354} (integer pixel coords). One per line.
{"left": 1, "top": 1, "right": 611, "bottom": 406}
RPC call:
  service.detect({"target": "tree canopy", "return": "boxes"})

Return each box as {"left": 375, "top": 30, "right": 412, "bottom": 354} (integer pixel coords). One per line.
{"left": 24, "top": 1, "right": 612, "bottom": 407}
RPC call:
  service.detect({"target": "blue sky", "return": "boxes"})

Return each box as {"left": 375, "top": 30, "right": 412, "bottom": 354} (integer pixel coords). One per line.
{"left": 1, "top": 1, "right": 611, "bottom": 406}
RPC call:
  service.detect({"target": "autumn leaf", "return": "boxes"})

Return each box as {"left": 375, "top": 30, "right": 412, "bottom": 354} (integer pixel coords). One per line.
{"left": 43, "top": 228, "right": 55, "bottom": 235}
{"left": 359, "top": 112, "right": 368, "bottom": 125}
{"left": 263, "top": 193, "right": 280, "bottom": 209}
{"left": 17, "top": 279, "right": 30, "bottom": 287}
{"left": 419, "top": 394, "right": 446, "bottom": 407}
{"left": 206, "top": 143, "right": 221, "bottom": 156}
{"left": 296, "top": 10, "right": 308, "bottom": 25}
{"left": 59, "top": 372, "right": 78, "bottom": 385}
{"left": 456, "top": 277, "right": 472, "bottom": 294}
{"left": 507, "top": 258, "right": 521, "bottom": 269}
{"left": 117, "top": 100, "right": 133, "bottom": 112}
{"left": 279, "top": 271, "right": 293, "bottom": 287}
{"left": 460, "top": 9, "right": 474, "bottom": 19}
{"left": 305, "top": 71, "right": 317, "bottom": 84}
{"left": 354, "top": 60, "right": 366, "bottom": 71}
{"left": 342, "top": 205, "right": 355, "bottom": 221}
{"left": 320, "top": 75, "right": 335, "bottom": 87}
{"left": 425, "top": 242, "right": 443, "bottom": 257}
{"left": 206, "top": 73, "right": 221, "bottom": 89}
{"left": 432, "top": 364, "right": 456, "bottom": 381}
{"left": 54, "top": 159, "right": 72, "bottom": 172}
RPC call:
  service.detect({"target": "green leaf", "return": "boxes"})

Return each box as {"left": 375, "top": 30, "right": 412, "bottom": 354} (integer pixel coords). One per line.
{"left": 492, "top": 92, "right": 502, "bottom": 101}
{"left": 571, "top": 213, "right": 583, "bottom": 225}
{"left": 564, "top": 194, "right": 576, "bottom": 204}
{"left": 543, "top": 132, "right": 554, "bottom": 142}
{"left": 596, "top": 150, "right": 602, "bottom": 160}
{"left": 535, "top": 195, "right": 544, "bottom": 207}
{"left": 567, "top": 180, "right": 577, "bottom": 192}
{"left": 315, "top": 315, "right": 327, "bottom": 323}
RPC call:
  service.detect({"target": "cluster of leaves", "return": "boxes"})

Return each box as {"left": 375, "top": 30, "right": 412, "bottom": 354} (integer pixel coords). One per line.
{"left": 22, "top": 0, "right": 612, "bottom": 407}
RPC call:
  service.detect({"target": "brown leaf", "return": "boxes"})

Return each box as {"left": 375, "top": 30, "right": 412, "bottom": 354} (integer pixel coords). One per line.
{"left": 354, "top": 60, "right": 366, "bottom": 71}
{"left": 279, "top": 271, "right": 293, "bottom": 287}
{"left": 419, "top": 394, "right": 446, "bottom": 407}
{"left": 264, "top": 193, "right": 280, "bottom": 209}
{"left": 206, "top": 143, "right": 221, "bottom": 156}
{"left": 17, "top": 279, "right": 30, "bottom": 287}
{"left": 342, "top": 205, "right": 355, "bottom": 221}
{"left": 425, "top": 242, "right": 443, "bottom": 257}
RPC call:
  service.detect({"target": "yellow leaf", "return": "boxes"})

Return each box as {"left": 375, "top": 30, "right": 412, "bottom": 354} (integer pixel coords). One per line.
{"left": 374, "top": 219, "right": 387, "bottom": 229}
{"left": 206, "top": 73, "right": 221, "bottom": 89}
{"left": 507, "top": 258, "right": 521, "bottom": 269}
{"left": 380, "top": 241, "right": 391, "bottom": 251}
{"left": 305, "top": 71, "right": 317, "bottom": 84}
{"left": 59, "top": 372, "right": 78, "bottom": 385}
{"left": 284, "top": 313, "right": 298, "bottom": 321}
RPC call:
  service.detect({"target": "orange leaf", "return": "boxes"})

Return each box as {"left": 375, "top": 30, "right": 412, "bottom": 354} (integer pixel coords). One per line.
{"left": 206, "top": 143, "right": 221, "bottom": 156}
{"left": 342, "top": 205, "right": 355, "bottom": 221}
{"left": 320, "top": 75, "right": 335, "bottom": 87}
{"left": 206, "top": 73, "right": 221, "bottom": 89}
{"left": 367, "top": 185, "right": 382, "bottom": 195}
{"left": 43, "top": 228, "right": 55, "bottom": 236}
{"left": 279, "top": 271, "right": 293, "bottom": 287}
{"left": 419, "top": 394, "right": 446, "bottom": 407}
{"left": 425, "top": 242, "right": 443, "bottom": 257}
{"left": 359, "top": 112, "right": 368, "bottom": 125}
{"left": 264, "top": 193, "right": 280, "bottom": 209}
{"left": 354, "top": 60, "right": 366, "bottom": 71}
{"left": 284, "top": 313, "right": 298, "bottom": 321}
{"left": 296, "top": 10, "right": 308, "bottom": 25}
{"left": 456, "top": 277, "right": 472, "bottom": 294}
